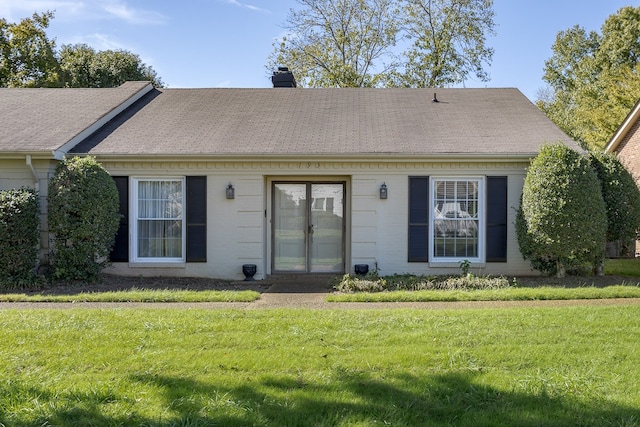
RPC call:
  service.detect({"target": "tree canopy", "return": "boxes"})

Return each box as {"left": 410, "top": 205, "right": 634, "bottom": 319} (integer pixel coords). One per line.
{"left": 0, "top": 11, "right": 60, "bottom": 87}
{"left": 0, "top": 11, "right": 163, "bottom": 88}
{"left": 267, "top": 0, "right": 495, "bottom": 88}
{"left": 59, "top": 44, "right": 164, "bottom": 88}
{"left": 537, "top": 6, "right": 640, "bottom": 151}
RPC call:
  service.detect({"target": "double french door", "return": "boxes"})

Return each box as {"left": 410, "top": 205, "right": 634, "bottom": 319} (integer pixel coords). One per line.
{"left": 272, "top": 182, "right": 345, "bottom": 273}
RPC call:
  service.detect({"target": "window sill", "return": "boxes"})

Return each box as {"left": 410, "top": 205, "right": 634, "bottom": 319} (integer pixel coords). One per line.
{"left": 128, "top": 261, "right": 186, "bottom": 269}
{"left": 429, "top": 262, "right": 486, "bottom": 269}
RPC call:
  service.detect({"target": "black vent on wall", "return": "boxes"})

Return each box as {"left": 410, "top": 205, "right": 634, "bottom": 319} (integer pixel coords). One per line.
{"left": 272, "top": 67, "right": 297, "bottom": 88}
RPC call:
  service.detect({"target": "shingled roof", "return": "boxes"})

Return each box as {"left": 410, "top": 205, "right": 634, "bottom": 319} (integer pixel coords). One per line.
{"left": 0, "top": 81, "right": 151, "bottom": 157}
{"left": 68, "top": 86, "right": 579, "bottom": 159}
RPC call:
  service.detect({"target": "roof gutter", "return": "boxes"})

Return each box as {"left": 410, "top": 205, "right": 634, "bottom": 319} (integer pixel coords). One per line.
{"left": 84, "top": 152, "right": 538, "bottom": 163}
{"left": 51, "top": 82, "right": 154, "bottom": 160}
{"left": 25, "top": 155, "right": 40, "bottom": 192}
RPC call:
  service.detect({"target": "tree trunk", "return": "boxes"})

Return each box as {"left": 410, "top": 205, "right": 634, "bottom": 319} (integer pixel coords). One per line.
{"left": 556, "top": 260, "right": 566, "bottom": 278}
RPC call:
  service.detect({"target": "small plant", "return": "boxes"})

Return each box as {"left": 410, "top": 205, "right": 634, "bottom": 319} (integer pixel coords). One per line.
{"left": 333, "top": 273, "right": 387, "bottom": 293}
{"left": 333, "top": 272, "right": 511, "bottom": 293}
{"left": 459, "top": 259, "right": 471, "bottom": 276}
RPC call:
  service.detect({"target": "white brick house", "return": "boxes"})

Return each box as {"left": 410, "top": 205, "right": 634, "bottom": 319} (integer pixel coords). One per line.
{"left": 1, "top": 80, "right": 580, "bottom": 280}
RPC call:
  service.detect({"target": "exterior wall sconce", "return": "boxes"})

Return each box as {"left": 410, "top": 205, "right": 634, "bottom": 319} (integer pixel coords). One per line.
{"left": 226, "top": 183, "right": 235, "bottom": 199}
{"left": 379, "top": 182, "right": 388, "bottom": 199}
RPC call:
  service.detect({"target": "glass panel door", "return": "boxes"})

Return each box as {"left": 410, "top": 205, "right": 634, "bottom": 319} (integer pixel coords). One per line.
{"left": 273, "top": 183, "right": 307, "bottom": 271}
{"left": 310, "top": 183, "right": 344, "bottom": 272}
{"left": 272, "top": 182, "right": 345, "bottom": 273}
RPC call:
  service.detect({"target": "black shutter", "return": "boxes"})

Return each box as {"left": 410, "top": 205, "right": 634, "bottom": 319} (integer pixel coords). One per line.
{"left": 110, "top": 176, "right": 129, "bottom": 262}
{"left": 408, "top": 176, "right": 429, "bottom": 262}
{"left": 486, "top": 176, "right": 508, "bottom": 262}
{"left": 186, "top": 176, "right": 207, "bottom": 262}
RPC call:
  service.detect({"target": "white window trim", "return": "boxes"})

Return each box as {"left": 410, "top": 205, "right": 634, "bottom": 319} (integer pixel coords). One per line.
{"left": 130, "top": 177, "right": 186, "bottom": 264}
{"left": 429, "top": 176, "right": 485, "bottom": 264}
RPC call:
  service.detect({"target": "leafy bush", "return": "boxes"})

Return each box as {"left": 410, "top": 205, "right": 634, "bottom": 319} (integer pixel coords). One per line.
{"left": 333, "top": 273, "right": 511, "bottom": 293}
{"left": 516, "top": 144, "right": 607, "bottom": 277}
{"left": 48, "top": 156, "right": 120, "bottom": 281}
{"left": 0, "top": 188, "right": 40, "bottom": 288}
{"left": 590, "top": 152, "right": 640, "bottom": 255}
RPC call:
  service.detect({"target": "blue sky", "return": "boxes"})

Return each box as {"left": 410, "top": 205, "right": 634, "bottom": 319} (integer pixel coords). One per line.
{"left": 0, "top": 0, "right": 634, "bottom": 100}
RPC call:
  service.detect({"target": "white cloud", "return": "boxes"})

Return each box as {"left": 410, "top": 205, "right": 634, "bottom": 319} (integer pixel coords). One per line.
{"left": 88, "top": 33, "right": 132, "bottom": 51}
{"left": 0, "top": 0, "right": 84, "bottom": 21}
{"left": 62, "top": 32, "right": 134, "bottom": 53}
{"left": 102, "top": 1, "right": 166, "bottom": 25}
{"left": 0, "top": 1, "right": 164, "bottom": 25}
{"left": 224, "top": 0, "right": 270, "bottom": 14}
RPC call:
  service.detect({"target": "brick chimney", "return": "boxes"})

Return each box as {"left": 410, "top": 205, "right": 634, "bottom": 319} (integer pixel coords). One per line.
{"left": 272, "top": 67, "right": 297, "bottom": 88}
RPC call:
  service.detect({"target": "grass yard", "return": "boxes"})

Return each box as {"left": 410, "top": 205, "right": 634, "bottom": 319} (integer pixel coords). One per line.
{"left": 0, "top": 288, "right": 260, "bottom": 303}
{"left": 327, "top": 285, "right": 640, "bottom": 302}
{"left": 330, "top": 258, "right": 640, "bottom": 302}
{"left": 606, "top": 257, "right": 640, "bottom": 276}
{"left": 1, "top": 306, "right": 639, "bottom": 426}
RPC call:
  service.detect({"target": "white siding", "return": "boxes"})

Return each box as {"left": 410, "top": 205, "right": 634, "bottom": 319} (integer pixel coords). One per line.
{"left": 0, "top": 158, "right": 57, "bottom": 264}
{"left": 101, "top": 160, "right": 533, "bottom": 280}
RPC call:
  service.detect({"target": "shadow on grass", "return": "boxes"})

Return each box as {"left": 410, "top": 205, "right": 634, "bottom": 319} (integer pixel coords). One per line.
{"left": 2, "top": 370, "right": 639, "bottom": 426}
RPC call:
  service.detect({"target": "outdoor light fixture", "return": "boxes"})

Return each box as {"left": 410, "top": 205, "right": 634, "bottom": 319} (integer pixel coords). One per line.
{"left": 226, "top": 183, "right": 235, "bottom": 199}
{"left": 379, "top": 182, "right": 388, "bottom": 199}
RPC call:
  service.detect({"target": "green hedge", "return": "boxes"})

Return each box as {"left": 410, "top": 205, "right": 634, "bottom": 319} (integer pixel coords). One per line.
{"left": 516, "top": 144, "right": 607, "bottom": 277}
{"left": 48, "top": 156, "right": 120, "bottom": 281}
{"left": 0, "top": 188, "right": 40, "bottom": 288}
{"left": 590, "top": 152, "right": 640, "bottom": 254}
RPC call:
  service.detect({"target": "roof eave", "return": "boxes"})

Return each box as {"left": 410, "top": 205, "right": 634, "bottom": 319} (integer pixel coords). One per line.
{"left": 0, "top": 151, "right": 60, "bottom": 160}
{"left": 77, "top": 152, "right": 537, "bottom": 163}
{"left": 605, "top": 98, "right": 640, "bottom": 153}
{"left": 52, "top": 82, "right": 154, "bottom": 159}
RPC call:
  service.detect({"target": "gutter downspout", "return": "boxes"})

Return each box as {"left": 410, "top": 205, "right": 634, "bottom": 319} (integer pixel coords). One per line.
{"left": 25, "top": 155, "right": 40, "bottom": 192}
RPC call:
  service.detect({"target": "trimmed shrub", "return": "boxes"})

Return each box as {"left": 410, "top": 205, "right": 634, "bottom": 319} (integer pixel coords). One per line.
{"left": 333, "top": 273, "right": 511, "bottom": 293}
{"left": 48, "top": 156, "right": 120, "bottom": 281}
{"left": 516, "top": 144, "right": 606, "bottom": 277}
{"left": 590, "top": 152, "right": 640, "bottom": 256}
{"left": 0, "top": 188, "right": 40, "bottom": 288}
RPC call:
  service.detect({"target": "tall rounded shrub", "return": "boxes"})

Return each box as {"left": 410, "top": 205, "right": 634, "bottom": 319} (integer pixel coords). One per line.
{"left": 0, "top": 188, "right": 40, "bottom": 286}
{"left": 590, "top": 152, "right": 640, "bottom": 256}
{"left": 516, "top": 144, "right": 606, "bottom": 277}
{"left": 48, "top": 156, "right": 120, "bottom": 281}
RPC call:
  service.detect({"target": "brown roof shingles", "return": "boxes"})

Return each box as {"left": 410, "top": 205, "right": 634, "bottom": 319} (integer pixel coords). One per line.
{"left": 0, "top": 81, "right": 150, "bottom": 153}
{"left": 4, "top": 84, "right": 578, "bottom": 158}
{"left": 72, "top": 87, "right": 579, "bottom": 158}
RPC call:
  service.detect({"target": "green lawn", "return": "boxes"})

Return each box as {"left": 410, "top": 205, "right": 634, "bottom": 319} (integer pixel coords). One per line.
{"left": 327, "top": 285, "right": 640, "bottom": 302}
{"left": 605, "top": 257, "right": 640, "bottom": 276}
{"left": 0, "top": 288, "right": 260, "bottom": 303}
{"left": 1, "top": 306, "right": 639, "bottom": 426}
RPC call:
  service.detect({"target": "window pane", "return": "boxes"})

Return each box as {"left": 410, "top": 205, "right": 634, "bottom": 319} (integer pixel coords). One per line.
{"left": 136, "top": 179, "right": 183, "bottom": 259}
{"left": 137, "top": 220, "right": 182, "bottom": 258}
{"left": 138, "top": 181, "right": 183, "bottom": 219}
{"left": 432, "top": 179, "right": 481, "bottom": 260}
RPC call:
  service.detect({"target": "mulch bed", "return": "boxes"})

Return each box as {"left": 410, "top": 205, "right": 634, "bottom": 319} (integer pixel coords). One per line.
{"left": 21, "top": 273, "right": 640, "bottom": 296}
{"left": 27, "top": 274, "right": 270, "bottom": 296}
